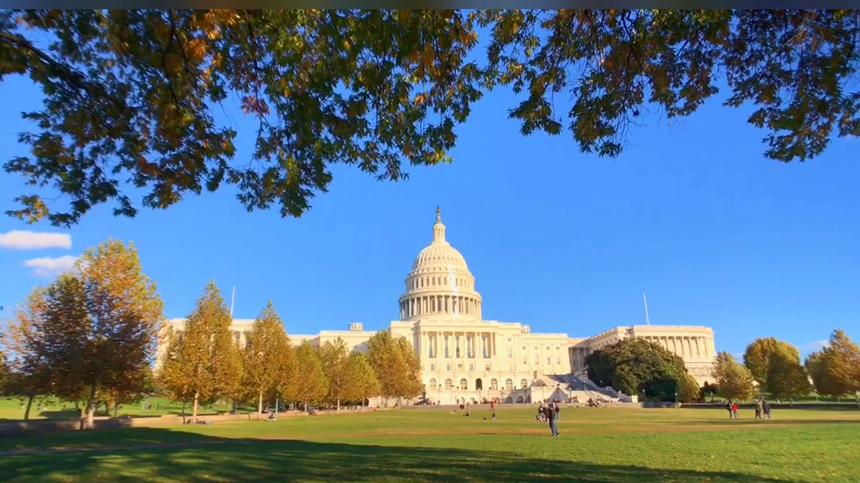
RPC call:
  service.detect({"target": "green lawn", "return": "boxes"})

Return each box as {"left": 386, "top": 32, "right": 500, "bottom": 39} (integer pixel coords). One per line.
{"left": 1, "top": 406, "right": 858, "bottom": 482}
{"left": 0, "top": 397, "right": 236, "bottom": 421}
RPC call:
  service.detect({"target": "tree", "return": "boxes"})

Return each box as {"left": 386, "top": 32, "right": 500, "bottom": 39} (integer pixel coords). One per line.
{"left": 0, "top": 351, "right": 7, "bottom": 392}
{"left": 806, "top": 330, "right": 860, "bottom": 398}
{"left": 743, "top": 337, "right": 801, "bottom": 389}
{"left": 4, "top": 241, "right": 163, "bottom": 428}
{"left": 319, "top": 338, "right": 350, "bottom": 411}
{"left": 766, "top": 349, "right": 811, "bottom": 401}
{"left": 585, "top": 337, "right": 692, "bottom": 401}
{"left": 342, "top": 352, "right": 380, "bottom": 407}
{"left": 72, "top": 240, "right": 165, "bottom": 428}
{"left": 677, "top": 373, "right": 701, "bottom": 404}
{"left": 289, "top": 341, "right": 328, "bottom": 412}
{"left": 367, "top": 331, "right": 421, "bottom": 404}
{"left": 240, "top": 302, "right": 294, "bottom": 417}
{"left": 2, "top": 10, "right": 857, "bottom": 226}
{"left": 2, "top": 288, "right": 53, "bottom": 419}
{"left": 158, "top": 282, "right": 241, "bottom": 423}
{"left": 713, "top": 352, "right": 756, "bottom": 401}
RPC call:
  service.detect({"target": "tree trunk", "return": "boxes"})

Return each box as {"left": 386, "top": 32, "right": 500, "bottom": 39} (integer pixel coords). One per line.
{"left": 24, "top": 394, "right": 34, "bottom": 420}
{"left": 83, "top": 383, "right": 98, "bottom": 430}
{"left": 304, "top": 400, "right": 308, "bottom": 412}
{"left": 258, "top": 391, "right": 263, "bottom": 419}
{"left": 192, "top": 390, "right": 200, "bottom": 424}
{"left": 337, "top": 397, "right": 340, "bottom": 413}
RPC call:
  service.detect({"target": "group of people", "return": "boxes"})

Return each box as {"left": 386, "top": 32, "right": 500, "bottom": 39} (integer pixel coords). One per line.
{"left": 536, "top": 400, "right": 561, "bottom": 437}
{"left": 725, "top": 398, "right": 771, "bottom": 420}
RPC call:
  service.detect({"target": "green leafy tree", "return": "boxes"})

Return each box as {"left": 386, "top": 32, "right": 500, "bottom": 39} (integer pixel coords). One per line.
{"left": 290, "top": 341, "right": 328, "bottom": 411}
{"left": 2, "top": 10, "right": 857, "bottom": 226}
{"left": 367, "top": 331, "right": 422, "bottom": 405}
{"left": 766, "top": 349, "right": 811, "bottom": 401}
{"left": 240, "top": 302, "right": 294, "bottom": 416}
{"left": 158, "top": 282, "right": 241, "bottom": 423}
{"left": 677, "top": 373, "right": 701, "bottom": 404}
{"left": 585, "top": 337, "right": 692, "bottom": 401}
{"left": 343, "top": 352, "right": 380, "bottom": 407}
{"left": 713, "top": 352, "right": 756, "bottom": 401}
{"left": 743, "top": 337, "right": 801, "bottom": 389}
{"left": 319, "top": 338, "right": 350, "bottom": 411}
{"left": 806, "top": 330, "right": 860, "bottom": 398}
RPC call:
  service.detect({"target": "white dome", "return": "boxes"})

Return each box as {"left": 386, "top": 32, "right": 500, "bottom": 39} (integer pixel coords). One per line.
{"left": 399, "top": 208, "right": 482, "bottom": 320}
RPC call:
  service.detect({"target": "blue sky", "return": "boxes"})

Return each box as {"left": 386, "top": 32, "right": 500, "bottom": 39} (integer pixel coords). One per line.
{"left": 1, "top": 70, "right": 857, "bottom": 360}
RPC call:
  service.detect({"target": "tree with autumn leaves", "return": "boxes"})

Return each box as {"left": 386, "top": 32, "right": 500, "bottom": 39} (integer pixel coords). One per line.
{"left": 239, "top": 302, "right": 295, "bottom": 417}
{"left": 713, "top": 352, "right": 756, "bottom": 402}
{"left": 743, "top": 337, "right": 810, "bottom": 401}
{"left": 1, "top": 10, "right": 856, "bottom": 227}
{"left": 157, "top": 282, "right": 242, "bottom": 423}
{"left": 367, "top": 331, "right": 422, "bottom": 405}
{"left": 806, "top": 330, "right": 860, "bottom": 399}
{"left": 3, "top": 240, "right": 163, "bottom": 427}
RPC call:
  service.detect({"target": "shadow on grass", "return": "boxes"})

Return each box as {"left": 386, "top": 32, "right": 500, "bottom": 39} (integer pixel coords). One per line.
{"left": 1, "top": 428, "right": 783, "bottom": 482}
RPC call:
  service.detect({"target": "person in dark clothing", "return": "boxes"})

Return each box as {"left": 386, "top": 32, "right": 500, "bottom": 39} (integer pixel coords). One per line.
{"left": 762, "top": 399, "right": 771, "bottom": 419}
{"left": 547, "top": 402, "right": 559, "bottom": 437}
{"left": 725, "top": 400, "right": 733, "bottom": 419}
{"left": 554, "top": 401, "right": 561, "bottom": 422}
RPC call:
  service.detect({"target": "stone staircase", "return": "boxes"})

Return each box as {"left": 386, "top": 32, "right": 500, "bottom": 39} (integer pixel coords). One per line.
{"left": 540, "top": 373, "right": 635, "bottom": 403}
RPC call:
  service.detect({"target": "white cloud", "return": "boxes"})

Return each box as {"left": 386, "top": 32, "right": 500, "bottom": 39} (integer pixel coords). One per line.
{"left": 23, "top": 255, "right": 78, "bottom": 278}
{"left": 0, "top": 230, "right": 71, "bottom": 250}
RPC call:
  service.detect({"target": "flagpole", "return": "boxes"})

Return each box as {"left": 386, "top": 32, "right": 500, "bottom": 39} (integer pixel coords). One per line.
{"left": 230, "top": 286, "right": 236, "bottom": 318}
{"left": 643, "top": 292, "right": 651, "bottom": 326}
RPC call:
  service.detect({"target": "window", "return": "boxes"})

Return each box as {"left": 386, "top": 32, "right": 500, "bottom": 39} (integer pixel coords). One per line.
{"left": 457, "top": 363, "right": 463, "bottom": 371}
{"left": 507, "top": 350, "right": 513, "bottom": 358}
{"left": 446, "top": 364, "right": 451, "bottom": 371}
{"left": 430, "top": 364, "right": 435, "bottom": 371}
{"left": 429, "top": 378, "right": 437, "bottom": 389}
{"left": 523, "top": 359, "right": 528, "bottom": 365}
{"left": 469, "top": 363, "right": 474, "bottom": 371}
{"left": 445, "top": 378, "right": 453, "bottom": 390}
{"left": 505, "top": 379, "right": 513, "bottom": 391}
{"left": 459, "top": 378, "right": 468, "bottom": 390}
{"left": 521, "top": 379, "right": 528, "bottom": 389}
{"left": 547, "top": 357, "right": 551, "bottom": 365}
{"left": 490, "top": 378, "right": 498, "bottom": 390}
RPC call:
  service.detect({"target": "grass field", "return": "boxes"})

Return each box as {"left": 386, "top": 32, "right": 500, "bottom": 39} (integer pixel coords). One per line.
{"left": 0, "top": 397, "right": 235, "bottom": 421}
{"left": 1, "top": 406, "right": 858, "bottom": 482}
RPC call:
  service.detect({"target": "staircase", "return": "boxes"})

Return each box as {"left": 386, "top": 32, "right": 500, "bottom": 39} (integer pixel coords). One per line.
{"left": 541, "top": 373, "right": 634, "bottom": 403}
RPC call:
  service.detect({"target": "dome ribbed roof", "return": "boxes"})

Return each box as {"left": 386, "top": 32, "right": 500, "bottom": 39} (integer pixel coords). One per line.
{"left": 399, "top": 207, "right": 482, "bottom": 320}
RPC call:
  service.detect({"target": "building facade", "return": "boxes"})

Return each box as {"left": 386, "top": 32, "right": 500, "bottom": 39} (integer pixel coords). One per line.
{"left": 158, "top": 208, "right": 717, "bottom": 403}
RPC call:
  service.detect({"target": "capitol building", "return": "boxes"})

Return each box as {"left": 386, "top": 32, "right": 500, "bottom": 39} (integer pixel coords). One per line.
{"left": 159, "top": 208, "right": 717, "bottom": 405}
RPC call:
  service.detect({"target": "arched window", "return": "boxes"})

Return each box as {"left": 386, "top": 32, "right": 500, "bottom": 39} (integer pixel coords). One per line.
{"left": 459, "top": 378, "right": 468, "bottom": 390}
{"left": 475, "top": 378, "right": 483, "bottom": 390}
{"left": 429, "top": 378, "right": 437, "bottom": 389}
{"left": 445, "top": 378, "right": 453, "bottom": 390}
{"left": 505, "top": 379, "right": 513, "bottom": 391}
{"left": 520, "top": 379, "right": 528, "bottom": 389}
{"left": 490, "top": 378, "right": 498, "bottom": 390}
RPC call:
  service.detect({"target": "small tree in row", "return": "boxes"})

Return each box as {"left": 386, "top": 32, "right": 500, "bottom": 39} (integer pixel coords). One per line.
{"left": 713, "top": 353, "right": 756, "bottom": 401}
{"left": 158, "top": 282, "right": 242, "bottom": 423}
